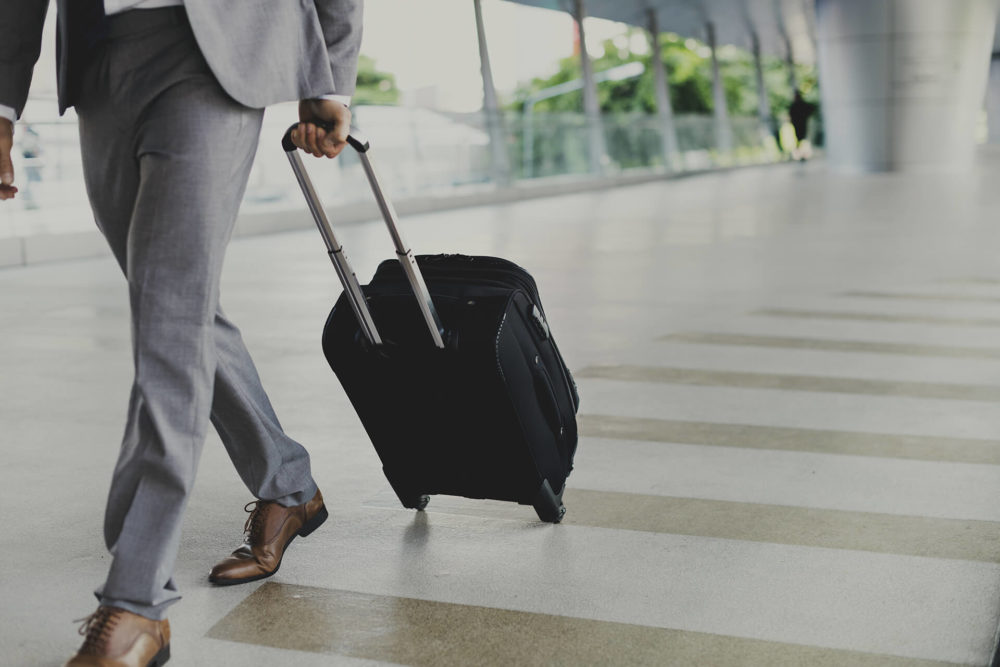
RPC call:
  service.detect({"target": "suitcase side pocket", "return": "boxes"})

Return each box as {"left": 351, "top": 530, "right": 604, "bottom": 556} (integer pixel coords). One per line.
{"left": 531, "top": 356, "right": 564, "bottom": 440}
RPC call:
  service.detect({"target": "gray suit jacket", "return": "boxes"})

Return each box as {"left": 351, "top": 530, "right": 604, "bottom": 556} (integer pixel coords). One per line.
{"left": 0, "top": 0, "right": 363, "bottom": 118}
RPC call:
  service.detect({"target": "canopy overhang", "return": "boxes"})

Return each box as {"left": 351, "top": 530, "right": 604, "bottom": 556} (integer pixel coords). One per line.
{"left": 501, "top": 0, "right": 818, "bottom": 64}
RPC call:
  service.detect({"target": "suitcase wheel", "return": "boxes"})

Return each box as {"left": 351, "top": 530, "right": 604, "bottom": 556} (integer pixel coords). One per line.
{"left": 401, "top": 494, "right": 430, "bottom": 511}
{"left": 386, "top": 472, "right": 429, "bottom": 511}
{"left": 533, "top": 479, "right": 566, "bottom": 524}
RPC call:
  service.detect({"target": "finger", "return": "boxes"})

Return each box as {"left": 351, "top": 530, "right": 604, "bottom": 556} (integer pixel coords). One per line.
{"left": 294, "top": 123, "right": 315, "bottom": 155}
{"left": 313, "top": 127, "right": 329, "bottom": 158}
{"left": 311, "top": 126, "right": 325, "bottom": 158}
{"left": 0, "top": 147, "right": 13, "bottom": 187}
{"left": 301, "top": 123, "right": 312, "bottom": 153}
{"left": 0, "top": 184, "right": 18, "bottom": 200}
{"left": 331, "top": 115, "right": 350, "bottom": 145}
{"left": 301, "top": 123, "right": 314, "bottom": 156}
{"left": 319, "top": 128, "right": 344, "bottom": 158}
{"left": 294, "top": 123, "right": 308, "bottom": 151}
{"left": 306, "top": 124, "right": 322, "bottom": 158}
{"left": 325, "top": 138, "right": 347, "bottom": 159}
{"left": 292, "top": 125, "right": 313, "bottom": 153}
{"left": 295, "top": 123, "right": 316, "bottom": 157}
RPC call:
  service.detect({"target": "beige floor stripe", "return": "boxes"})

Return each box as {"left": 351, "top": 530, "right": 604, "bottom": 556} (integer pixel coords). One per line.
{"left": 365, "top": 487, "right": 1000, "bottom": 564}
{"left": 562, "top": 489, "right": 1000, "bottom": 564}
{"left": 951, "top": 277, "right": 1000, "bottom": 285}
{"left": 753, "top": 308, "right": 1000, "bottom": 328}
{"left": 207, "top": 582, "right": 958, "bottom": 667}
{"left": 842, "top": 290, "right": 1000, "bottom": 304}
{"left": 576, "top": 364, "right": 1000, "bottom": 402}
{"left": 658, "top": 331, "right": 1000, "bottom": 360}
{"left": 578, "top": 414, "right": 1000, "bottom": 464}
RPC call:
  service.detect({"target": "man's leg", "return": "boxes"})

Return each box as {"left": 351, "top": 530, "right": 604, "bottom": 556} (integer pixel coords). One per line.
{"left": 76, "top": 16, "right": 317, "bottom": 507}
{"left": 96, "top": 89, "right": 258, "bottom": 615}
{"left": 211, "top": 309, "right": 317, "bottom": 506}
{"left": 76, "top": 12, "right": 316, "bottom": 619}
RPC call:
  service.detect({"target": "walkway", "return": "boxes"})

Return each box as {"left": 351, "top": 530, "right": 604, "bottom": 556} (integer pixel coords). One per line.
{"left": 3, "top": 152, "right": 1000, "bottom": 665}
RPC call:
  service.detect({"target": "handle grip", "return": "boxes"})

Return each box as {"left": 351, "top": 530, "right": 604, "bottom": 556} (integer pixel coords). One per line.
{"left": 281, "top": 123, "right": 369, "bottom": 154}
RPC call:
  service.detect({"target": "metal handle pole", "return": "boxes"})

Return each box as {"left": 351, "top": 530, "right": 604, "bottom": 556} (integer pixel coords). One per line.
{"left": 283, "top": 142, "right": 382, "bottom": 346}
{"left": 355, "top": 150, "right": 446, "bottom": 349}
{"left": 283, "top": 124, "right": 446, "bottom": 349}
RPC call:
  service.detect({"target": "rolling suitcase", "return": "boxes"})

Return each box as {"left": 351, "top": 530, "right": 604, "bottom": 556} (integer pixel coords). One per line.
{"left": 282, "top": 125, "right": 579, "bottom": 522}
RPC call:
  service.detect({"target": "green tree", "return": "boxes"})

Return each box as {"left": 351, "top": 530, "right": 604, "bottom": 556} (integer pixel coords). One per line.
{"left": 506, "top": 33, "right": 817, "bottom": 119}
{"left": 507, "top": 34, "right": 714, "bottom": 114}
{"left": 352, "top": 55, "right": 400, "bottom": 106}
{"left": 505, "top": 32, "right": 819, "bottom": 173}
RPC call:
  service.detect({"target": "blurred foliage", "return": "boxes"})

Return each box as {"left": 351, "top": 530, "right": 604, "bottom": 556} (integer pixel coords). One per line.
{"left": 506, "top": 31, "right": 819, "bottom": 123}
{"left": 352, "top": 55, "right": 400, "bottom": 106}
{"left": 504, "top": 31, "right": 821, "bottom": 174}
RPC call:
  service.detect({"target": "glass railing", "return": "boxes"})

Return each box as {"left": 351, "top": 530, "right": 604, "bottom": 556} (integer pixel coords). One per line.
{"left": 1, "top": 105, "right": 787, "bottom": 238}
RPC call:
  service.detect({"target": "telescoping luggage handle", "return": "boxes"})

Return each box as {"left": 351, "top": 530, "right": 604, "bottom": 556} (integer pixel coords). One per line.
{"left": 281, "top": 124, "right": 446, "bottom": 349}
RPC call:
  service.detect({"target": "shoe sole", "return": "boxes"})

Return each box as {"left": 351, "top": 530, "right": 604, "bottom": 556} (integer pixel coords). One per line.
{"left": 148, "top": 643, "right": 170, "bottom": 667}
{"left": 209, "top": 505, "right": 329, "bottom": 587}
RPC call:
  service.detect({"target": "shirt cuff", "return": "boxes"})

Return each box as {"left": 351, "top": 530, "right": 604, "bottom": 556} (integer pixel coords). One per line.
{"left": 320, "top": 94, "right": 352, "bottom": 107}
{"left": 0, "top": 104, "right": 16, "bottom": 125}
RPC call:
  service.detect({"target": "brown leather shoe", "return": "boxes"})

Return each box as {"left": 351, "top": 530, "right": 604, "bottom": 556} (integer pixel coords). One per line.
{"left": 65, "top": 606, "right": 170, "bottom": 667}
{"left": 209, "top": 489, "right": 327, "bottom": 586}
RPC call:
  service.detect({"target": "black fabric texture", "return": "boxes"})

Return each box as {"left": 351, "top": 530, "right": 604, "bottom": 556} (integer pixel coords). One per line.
{"left": 322, "top": 254, "right": 578, "bottom": 517}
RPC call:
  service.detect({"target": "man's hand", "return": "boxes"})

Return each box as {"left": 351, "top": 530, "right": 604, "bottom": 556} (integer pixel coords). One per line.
{"left": 291, "top": 99, "right": 351, "bottom": 159}
{"left": 0, "top": 118, "right": 17, "bottom": 201}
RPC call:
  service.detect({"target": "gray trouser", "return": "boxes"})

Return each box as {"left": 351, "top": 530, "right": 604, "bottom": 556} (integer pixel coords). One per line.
{"left": 74, "top": 8, "right": 317, "bottom": 620}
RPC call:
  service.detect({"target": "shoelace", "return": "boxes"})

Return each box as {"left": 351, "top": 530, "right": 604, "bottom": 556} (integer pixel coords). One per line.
{"left": 73, "top": 607, "right": 119, "bottom": 655}
{"left": 243, "top": 500, "right": 269, "bottom": 544}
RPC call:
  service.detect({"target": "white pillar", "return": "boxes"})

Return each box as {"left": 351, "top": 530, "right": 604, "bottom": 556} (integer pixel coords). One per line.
{"left": 648, "top": 9, "right": 679, "bottom": 169}
{"left": 784, "top": 31, "right": 798, "bottom": 91}
{"left": 816, "top": 0, "right": 998, "bottom": 172}
{"left": 473, "top": 0, "right": 510, "bottom": 184}
{"left": 987, "top": 51, "right": 1000, "bottom": 143}
{"left": 706, "top": 21, "right": 733, "bottom": 154}
{"left": 752, "top": 30, "right": 773, "bottom": 143}
{"left": 573, "top": 0, "right": 606, "bottom": 174}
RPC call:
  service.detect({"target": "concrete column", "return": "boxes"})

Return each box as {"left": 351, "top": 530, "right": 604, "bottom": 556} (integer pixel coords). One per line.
{"left": 987, "top": 51, "right": 1000, "bottom": 143}
{"left": 816, "top": 0, "right": 998, "bottom": 172}
{"left": 473, "top": 0, "right": 510, "bottom": 184}
{"left": 573, "top": 0, "right": 607, "bottom": 174}
{"left": 784, "top": 32, "right": 799, "bottom": 91}
{"left": 751, "top": 30, "right": 773, "bottom": 143}
{"left": 648, "top": 9, "right": 680, "bottom": 169}
{"left": 706, "top": 21, "right": 733, "bottom": 154}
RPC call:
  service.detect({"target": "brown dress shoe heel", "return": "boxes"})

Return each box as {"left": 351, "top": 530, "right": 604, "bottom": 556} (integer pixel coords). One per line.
{"left": 209, "top": 489, "right": 327, "bottom": 586}
{"left": 65, "top": 606, "right": 170, "bottom": 667}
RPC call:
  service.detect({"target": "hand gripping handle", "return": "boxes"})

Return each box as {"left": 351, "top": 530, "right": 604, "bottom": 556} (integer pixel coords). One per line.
{"left": 282, "top": 124, "right": 445, "bottom": 349}
{"left": 281, "top": 126, "right": 370, "bottom": 154}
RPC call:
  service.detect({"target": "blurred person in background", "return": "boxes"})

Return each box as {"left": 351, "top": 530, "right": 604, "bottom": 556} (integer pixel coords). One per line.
{"left": 789, "top": 89, "right": 816, "bottom": 161}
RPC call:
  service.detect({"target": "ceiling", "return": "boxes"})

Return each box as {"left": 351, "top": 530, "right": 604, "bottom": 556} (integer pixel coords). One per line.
{"left": 501, "top": 0, "right": 818, "bottom": 63}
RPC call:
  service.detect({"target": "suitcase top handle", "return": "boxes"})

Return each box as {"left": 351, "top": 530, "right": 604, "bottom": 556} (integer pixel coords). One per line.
{"left": 281, "top": 123, "right": 446, "bottom": 349}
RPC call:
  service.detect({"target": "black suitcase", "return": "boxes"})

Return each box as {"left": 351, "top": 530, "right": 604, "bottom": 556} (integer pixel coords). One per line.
{"left": 282, "top": 126, "right": 579, "bottom": 522}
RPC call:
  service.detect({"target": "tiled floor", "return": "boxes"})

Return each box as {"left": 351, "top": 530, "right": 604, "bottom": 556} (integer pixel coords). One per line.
{"left": 4, "top": 151, "right": 1000, "bottom": 665}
